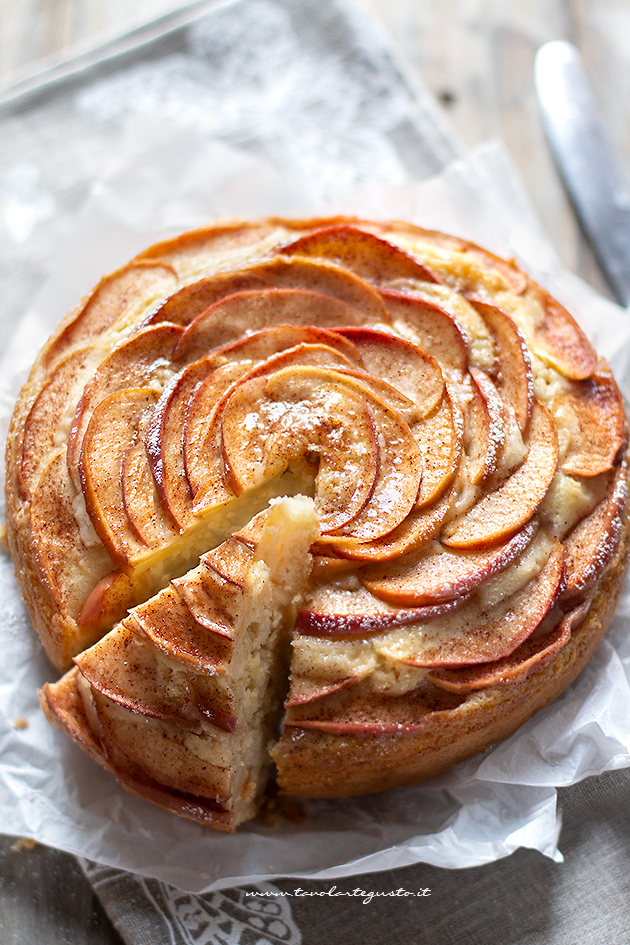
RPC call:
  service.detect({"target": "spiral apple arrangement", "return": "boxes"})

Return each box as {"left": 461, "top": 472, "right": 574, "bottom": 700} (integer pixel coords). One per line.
{"left": 10, "top": 218, "right": 629, "bottom": 820}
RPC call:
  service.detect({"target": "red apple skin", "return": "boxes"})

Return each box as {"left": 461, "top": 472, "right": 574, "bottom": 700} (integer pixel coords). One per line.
{"left": 466, "top": 295, "right": 534, "bottom": 433}
{"left": 279, "top": 223, "right": 442, "bottom": 284}
{"left": 561, "top": 453, "right": 629, "bottom": 601}
{"left": 426, "top": 603, "right": 586, "bottom": 694}
{"left": 556, "top": 366, "right": 628, "bottom": 478}
{"left": 360, "top": 521, "right": 537, "bottom": 607}
{"left": 377, "top": 289, "right": 469, "bottom": 375}
{"left": 442, "top": 400, "right": 558, "bottom": 550}
{"left": 283, "top": 679, "right": 464, "bottom": 736}
{"left": 532, "top": 287, "right": 597, "bottom": 381}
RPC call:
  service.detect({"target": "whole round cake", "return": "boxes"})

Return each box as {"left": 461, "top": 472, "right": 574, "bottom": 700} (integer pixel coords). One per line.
{"left": 5, "top": 217, "right": 629, "bottom": 831}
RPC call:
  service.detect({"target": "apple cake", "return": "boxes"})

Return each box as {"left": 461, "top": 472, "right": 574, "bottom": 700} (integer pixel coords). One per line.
{"left": 5, "top": 217, "right": 629, "bottom": 830}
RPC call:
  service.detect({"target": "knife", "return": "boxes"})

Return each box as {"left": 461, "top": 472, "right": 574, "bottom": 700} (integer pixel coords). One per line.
{"left": 535, "top": 40, "right": 630, "bottom": 306}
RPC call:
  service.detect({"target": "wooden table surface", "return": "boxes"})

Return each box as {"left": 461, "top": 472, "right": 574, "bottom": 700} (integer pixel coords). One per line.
{"left": 1, "top": 1, "right": 629, "bottom": 942}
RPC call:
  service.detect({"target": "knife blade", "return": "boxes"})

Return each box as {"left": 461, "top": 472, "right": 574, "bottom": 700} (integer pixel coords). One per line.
{"left": 535, "top": 40, "right": 630, "bottom": 306}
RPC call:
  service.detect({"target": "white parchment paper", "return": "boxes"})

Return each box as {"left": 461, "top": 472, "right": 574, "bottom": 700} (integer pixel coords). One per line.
{"left": 1, "top": 122, "right": 630, "bottom": 893}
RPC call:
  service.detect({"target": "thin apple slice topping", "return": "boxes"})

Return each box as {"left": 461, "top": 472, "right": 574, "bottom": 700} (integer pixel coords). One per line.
{"left": 67, "top": 323, "right": 183, "bottom": 488}
{"left": 79, "top": 387, "right": 162, "bottom": 570}
{"left": 76, "top": 569, "right": 136, "bottom": 638}
{"left": 286, "top": 635, "right": 379, "bottom": 706}
{"left": 171, "top": 558, "right": 245, "bottom": 639}
{"left": 29, "top": 448, "right": 116, "bottom": 664}
{"left": 414, "top": 386, "right": 463, "bottom": 508}
{"left": 375, "top": 535, "right": 564, "bottom": 667}
{"left": 442, "top": 400, "right": 558, "bottom": 549}
{"left": 89, "top": 688, "right": 233, "bottom": 807}
{"left": 144, "top": 271, "right": 273, "bottom": 326}
{"left": 361, "top": 520, "right": 537, "bottom": 607}
{"left": 43, "top": 260, "right": 178, "bottom": 369}
{"left": 295, "top": 583, "right": 461, "bottom": 637}
{"left": 179, "top": 324, "right": 365, "bottom": 372}
{"left": 220, "top": 367, "right": 380, "bottom": 532}
{"left": 532, "top": 289, "right": 597, "bottom": 380}
{"left": 121, "top": 440, "right": 175, "bottom": 546}
{"left": 76, "top": 623, "right": 237, "bottom": 732}
{"left": 126, "top": 589, "right": 232, "bottom": 673}
{"left": 378, "top": 289, "right": 469, "bottom": 374}
{"left": 171, "top": 288, "right": 369, "bottom": 362}
{"left": 75, "top": 624, "right": 209, "bottom": 725}
{"left": 183, "top": 347, "right": 358, "bottom": 515}
{"left": 18, "top": 345, "right": 104, "bottom": 501}
{"left": 466, "top": 369, "right": 508, "bottom": 486}
{"left": 323, "top": 476, "right": 457, "bottom": 562}
{"left": 332, "top": 327, "right": 445, "bottom": 419}
{"left": 248, "top": 255, "right": 391, "bottom": 322}
{"left": 555, "top": 368, "right": 627, "bottom": 477}
{"left": 144, "top": 254, "right": 390, "bottom": 328}
{"left": 283, "top": 680, "right": 465, "bottom": 736}
{"left": 147, "top": 360, "right": 248, "bottom": 531}
{"left": 467, "top": 296, "right": 534, "bottom": 432}
{"left": 562, "top": 455, "right": 628, "bottom": 601}
{"left": 426, "top": 604, "right": 585, "bottom": 693}
{"left": 280, "top": 223, "right": 442, "bottom": 284}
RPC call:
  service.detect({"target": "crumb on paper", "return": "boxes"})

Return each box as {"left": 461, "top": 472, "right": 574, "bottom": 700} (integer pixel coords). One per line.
{"left": 13, "top": 716, "right": 29, "bottom": 730}
{"left": 0, "top": 522, "right": 7, "bottom": 549}
{"left": 11, "top": 837, "right": 37, "bottom": 852}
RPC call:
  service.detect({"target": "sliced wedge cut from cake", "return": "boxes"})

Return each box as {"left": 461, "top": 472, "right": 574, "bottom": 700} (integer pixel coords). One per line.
{"left": 40, "top": 495, "right": 319, "bottom": 831}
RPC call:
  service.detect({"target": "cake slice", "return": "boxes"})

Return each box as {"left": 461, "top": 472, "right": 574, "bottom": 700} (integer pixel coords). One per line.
{"left": 40, "top": 495, "right": 319, "bottom": 831}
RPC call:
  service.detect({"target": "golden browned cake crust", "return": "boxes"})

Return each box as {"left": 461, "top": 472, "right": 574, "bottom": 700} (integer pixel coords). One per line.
{"left": 6, "top": 216, "right": 630, "bottom": 826}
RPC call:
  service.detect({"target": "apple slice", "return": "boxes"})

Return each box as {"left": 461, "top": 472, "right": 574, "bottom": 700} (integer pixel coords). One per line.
{"left": 378, "top": 289, "right": 469, "bottom": 374}
{"left": 77, "top": 569, "right": 137, "bottom": 637}
{"left": 248, "top": 255, "right": 391, "bottom": 323}
{"left": 279, "top": 223, "right": 442, "bottom": 284}
{"left": 295, "top": 583, "right": 461, "bottom": 637}
{"left": 442, "top": 400, "right": 558, "bottom": 549}
{"left": 144, "top": 255, "right": 391, "bottom": 328}
{"left": 426, "top": 604, "right": 585, "bottom": 693}
{"left": 414, "top": 386, "right": 463, "bottom": 508}
{"left": 361, "top": 520, "right": 537, "bottom": 607}
{"left": 375, "top": 535, "right": 564, "bottom": 666}
{"left": 201, "top": 535, "right": 256, "bottom": 587}
{"left": 283, "top": 678, "right": 464, "bottom": 736}
{"left": 183, "top": 346, "right": 356, "bottom": 515}
{"left": 18, "top": 345, "right": 103, "bottom": 501}
{"left": 465, "top": 368, "right": 508, "bottom": 486}
{"left": 150, "top": 360, "right": 250, "bottom": 529}
{"left": 29, "top": 448, "right": 118, "bottom": 665}
{"left": 44, "top": 260, "right": 178, "bottom": 369}
{"left": 143, "top": 271, "right": 273, "bottom": 326}
{"left": 177, "top": 323, "right": 365, "bottom": 371}
{"left": 126, "top": 589, "right": 232, "bottom": 674}
{"left": 332, "top": 327, "right": 445, "bottom": 419}
{"left": 171, "top": 562, "right": 244, "bottom": 640}
{"left": 171, "top": 288, "right": 370, "bottom": 363}
{"left": 89, "top": 687, "right": 233, "bottom": 806}
{"left": 121, "top": 440, "right": 175, "bottom": 547}
{"left": 555, "top": 367, "right": 627, "bottom": 477}
{"left": 79, "top": 387, "right": 161, "bottom": 569}
{"left": 466, "top": 296, "right": 534, "bottom": 432}
{"left": 562, "top": 455, "right": 628, "bottom": 601}
{"left": 40, "top": 669, "right": 234, "bottom": 828}
{"left": 531, "top": 288, "right": 597, "bottom": 381}
{"left": 322, "top": 476, "right": 456, "bottom": 562}
{"left": 67, "top": 323, "right": 183, "bottom": 489}
{"left": 219, "top": 367, "right": 380, "bottom": 532}
{"left": 76, "top": 623, "right": 237, "bottom": 731}
{"left": 285, "top": 635, "right": 379, "bottom": 707}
